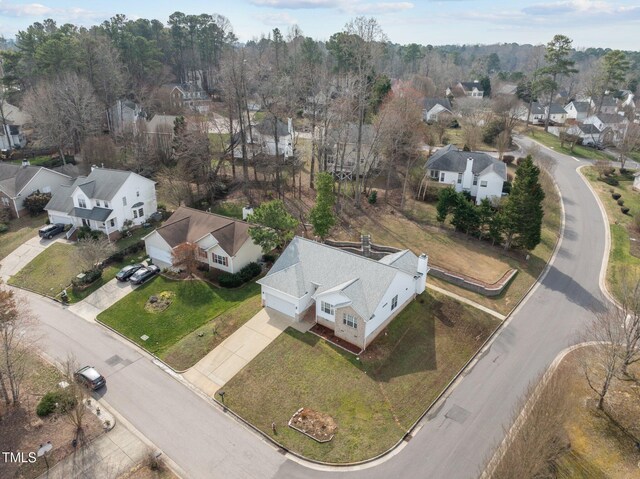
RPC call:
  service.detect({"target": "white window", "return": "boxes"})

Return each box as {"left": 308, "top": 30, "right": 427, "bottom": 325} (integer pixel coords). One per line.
{"left": 1, "top": 197, "right": 9, "bottom": 206}
{"left": 391, "top": 295, "right": 398, "bottom": 310}
{"left": 104, "top": 201, "right": 109, "bottom": 208}
{"left": 321, "top": 301, "right": 334, "bottom": 315}
{"left": 213, "top": 253, "right": 228, "bottom": 266}
{"left": 473, "top": 175, "right": 478, "bottom": 186}
{"left": 109, "top": 218, "right": 116, "bottom": 228}
{"left": 343, "top": 313, "right": 357, "bottom": 329}
{"left": 480, "top": 180, "right": 488, "bottom": 187}
{"left": 78, "top": 198, "right": 87, "bottom": 208}
{"left": 122, "top": 196, "right": 127, "bottom": 206}
{"left": 457, "top": 173, "right": 462, "bottom": 184}
{"left": 96, "top": 200, "right": 101, "bottom": 207}
{"left": 440, "top": 172, "right": 445, "bottom": 182}
{"left": 138, "top": 207, "right": 144, "bottom": 217}
{"left": 133, "top": 209, "right": 138, "bottom": 219}
{"left": 430, "top": 170, "right": 439, "bottom": 180}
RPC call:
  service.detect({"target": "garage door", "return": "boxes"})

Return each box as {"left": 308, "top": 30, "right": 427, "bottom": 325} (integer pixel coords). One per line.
{"left": 264, "top": 293, "right": 296, "bottom": 317}
{"left": 146, "top": 245, "right": 173, "bottom": 267}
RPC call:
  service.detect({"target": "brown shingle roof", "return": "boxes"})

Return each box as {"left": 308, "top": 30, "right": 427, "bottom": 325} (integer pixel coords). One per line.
{"left": 156, "top": 206, "right": 252, "bottom": 256}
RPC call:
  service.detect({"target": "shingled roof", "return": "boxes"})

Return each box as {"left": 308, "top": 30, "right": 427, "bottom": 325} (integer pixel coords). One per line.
{"left": 0, "top": 164, "right": 72, "bottom": 198}
{"left": 155, "top": 206, "right": 252, "bottom": 256}
{"left": 425, "top": 145, "right": 507, "bottom": 180}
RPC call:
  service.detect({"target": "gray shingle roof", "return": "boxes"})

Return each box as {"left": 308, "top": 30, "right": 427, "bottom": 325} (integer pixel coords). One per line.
{"left": 422, "top": 98, "right": 452, "bottom": 112}
{"left": 425, "top": 145, "right": 507, "bottom": 180}
{"left": 578, "top": 123, "right": 601, "bottom": 134}
{"left": 570, "top": 101, "right": 590, "bottom": 113}
{"left": 597, "top": 113, "right": 625, "bottom": 124}
{"left": 72, "top": 206, "right": 113, "bottom": 222}
{"left": 460, "top": 81, "right": 483, "bottom": 91}
{"left": 255, "top": 117, "right": 289, "bottom": 137}
{"left": 547, "top": 103, "right": 567, "bottom": 114}
{"left": 0, "top": 164, "right": 72, "bottom": 198}
{"left": 258, "top": 237, "right": 418, "bottom": 321}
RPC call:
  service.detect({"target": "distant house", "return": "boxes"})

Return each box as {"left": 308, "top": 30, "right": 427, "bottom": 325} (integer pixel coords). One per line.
{"left": 583, "top": 113, "right": 628, "bottom": 143}
{"left": 425, "top": 145, "right": 507, "bottom": 205}
{"left": 545, "top": 103, "right": 568, "bottom": 125}
{"left": 164, "top": 83, "right": 211, "bottom": 113}
{"left": 0, "top": 162, "right": 73, "bottom": 218}
{"left": 108, "top": 100, "right": 143, "bottom": 136}
{"left": 592, "top": 95, "right": 618, "bottom": 115}
{"left": 518, "top": 102, "right": 545, "bottom": 124}
{"left": 144, "top": 206, "right": 263, "bottom": 273}
{"left": 323, "top": 123, "right": 380, "bottom": 178}
{"left": 258, "top": 236, "right": 428, "bottom": 351}
{"left": 0, "top": 102, "right": 30, "bottom": 150}
{"left": 446, "top": 81, "right": 484, "bottom": 99}
{"left": 45, "top": 167, "right": 157, "bottom": 241}
{"left": 566, "top": 123, "right": 603, "bottom": 145}
{"left": 422, "top": 98, "right": 453, "bottom": 122}
{"left": 233, "top": 117, "right": 295, "bottom": 160}
{"left": 564, "top": 101, "right": 591, "bottom": 122}
{"left": 495, "top": 83, "right": 518, "bottom": 96}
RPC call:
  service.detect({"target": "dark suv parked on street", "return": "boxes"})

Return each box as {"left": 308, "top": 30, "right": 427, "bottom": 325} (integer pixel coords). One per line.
{"left": 38, "top": 223, "right": 65, "bottom": 239}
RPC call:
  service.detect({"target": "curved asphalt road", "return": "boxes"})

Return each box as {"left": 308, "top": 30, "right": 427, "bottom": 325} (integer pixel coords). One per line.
{"left": 16, "top": 136, "right": 607, "bottom": 479}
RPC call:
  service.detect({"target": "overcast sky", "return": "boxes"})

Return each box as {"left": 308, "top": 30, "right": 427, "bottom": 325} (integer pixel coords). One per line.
{"left": 0, "top": 0, "right": 638, "bottom": 50}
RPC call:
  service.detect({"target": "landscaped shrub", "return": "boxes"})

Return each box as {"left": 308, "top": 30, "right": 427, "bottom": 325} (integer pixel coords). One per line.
{"left": 0, "top": 205, "right": 10, "bottom": 224}
{"left": 72, "top": 268, "right": 102, "bottom": 287}
{"left": 77, "top": 226, "right": 105, "bottom": 241}
{"left": 263, "top": 253, "right": 277, "bottom": 263}
{"left": 23, "top": 191, "right": 52, "bottom": 216}
{"left": 238, "top": 262, "right": 261, "bottom": 282}
{"left": 0, "top": 223, "right": 8, "bottom": 234}
{"left": 502, "top": 181, "right": 512, "bottom": 194}
{"left": 516, "top": 157, "right": 527, "bottom": 166}
{"left": 368, "top": 190, "right": 377, "bottom": 204}
{"left": 603, "top": 167, "right": 616, "bottom": 177}
{"left": 620, "top": 168, "right": 631, "bottom": 176}
{"left": 617, "top": 199, "right": 625, "bottom": 206}
{"left": 603, "top": 177, "right": 619, "bottom": 186}
{"left": 612, "top": 193, "right": 621, "bottom": 200}
{"left": 36, "top": 390, "right": 75, "bottom": 417}
{"left": 219, "top": 272, "right": 244, "bottom": 288}
{"left": 502, "top": 155, "right": 515, "bottom": 165}
{"left": 621, "top": 207, "right": 630, "bottom": 215}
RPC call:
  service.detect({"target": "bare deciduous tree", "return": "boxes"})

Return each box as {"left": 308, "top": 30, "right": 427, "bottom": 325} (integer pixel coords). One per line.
{"left": 62, "top": 355, "right": 90, "bottom": 445}
{"left": 77, "top": 237, "right": 116, "bottom": 272}
{"left": 172, "top": 242, "right": 200, "bottom": 277}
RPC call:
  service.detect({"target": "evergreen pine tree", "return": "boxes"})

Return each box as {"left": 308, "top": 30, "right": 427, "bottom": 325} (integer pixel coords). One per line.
{"left": 309, "top": 172, "right": 336, "bottom": 240}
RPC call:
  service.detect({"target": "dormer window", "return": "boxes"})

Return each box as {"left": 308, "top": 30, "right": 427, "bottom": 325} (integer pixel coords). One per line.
{"left": 78, "top": 198, "right": 87, "bottom": 209}
{"left": 96, "top": 200, "right": 101, "bottom": 207}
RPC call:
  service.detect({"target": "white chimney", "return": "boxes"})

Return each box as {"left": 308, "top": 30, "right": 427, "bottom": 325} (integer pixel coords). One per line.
{"left": 465, "top": 157, "right": 474, "bottom": 174}
{"left": 242, "top": 206, "right": 254, "bottom": 221}
{"left": 416, "top": 254, "right": 429, "bottom": 295}
{"left": 287, "top": 117, "right": 293, "bottom": 135}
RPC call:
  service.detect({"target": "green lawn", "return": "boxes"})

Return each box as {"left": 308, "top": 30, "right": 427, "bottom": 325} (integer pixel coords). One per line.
{"left": 0, "top": 214, "right": 46, "bottom": 261}
{"left": 162, "top": 294, "right": 262, "bottom": 370}
{"left": 97, "top": 277, "right": 260, "bottom": 356}
{"left": 525, "top": 129, "right": 614, "bottom": 161}
{"left": 222, "top": 290, "right": 498, "bottom": 463}
{"left": 8, "top": 243, "right": 80, "bottom": 297}
{"left": 209, "top": 201, "right": 244, "bottom": 220}
{"left": 9, "top": 155, "right": 56, "bottom": 166}
{"left": 583, "top": 167, "right": 640, "bottom": 300}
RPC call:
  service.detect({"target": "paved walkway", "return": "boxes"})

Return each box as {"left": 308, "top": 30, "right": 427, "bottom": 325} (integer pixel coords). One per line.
{"left": 39, "top": 407, "right": 149, "bottom": 479}
{"left": 0, "top": 235, "right": 64, "bottom": 282}
{"left": 183, "top": 308, "right": 312, "bottom": 397}
{"left": 69, "top": 279, "right": 138, "bottom": 322}
{"left": 426, "top": 283, "right": 507, "bottom": 320}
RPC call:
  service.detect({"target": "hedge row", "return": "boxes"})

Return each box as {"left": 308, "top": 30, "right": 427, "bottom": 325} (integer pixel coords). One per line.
{"left": 219, "top": 262, "right": 262, "bottom": 288}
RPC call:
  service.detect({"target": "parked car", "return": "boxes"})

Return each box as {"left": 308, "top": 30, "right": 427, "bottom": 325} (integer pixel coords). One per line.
{"left": 115, "top": 263, "right": 144, "bottom": 282}
{"left": 74, "top": 366, "right": 106, "bottom": 390}
{"left": 583, "top": 139, "right": 605, "bottom": 150}
{"left": 129, "top": 264, "right": 160, "bottom": 285}
{"left": 38, "top": 223, "right": 65, "bottom": 239}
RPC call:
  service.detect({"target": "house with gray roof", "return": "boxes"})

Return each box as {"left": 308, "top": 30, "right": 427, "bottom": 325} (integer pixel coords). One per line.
{"left": 565, "top": 101, "right": 591, "bottom": 122}
{"left": 143, "top": 206, "right": 262, "bottom": 273}
{"left": 258, "top": 236, "right": 428, "bottom": 350}
{"left": 322, "top": 123, "right": 380, "bottom": 178}
{"left": 517, "top": 101, "right": 545, "bottom": 124}
{"left": 583, "top": 113, "right": 629, "bottom": 144}
{"left": 446, "top": 81, "right": 484, "bottom": 99}
{"left": 45, "top": 166, "right": 157, "bottom": 240}
{"left": 232, "top": 117, "right": 295, "bottom": 160}
{"left": 425, "top": 145, "right": 507, "bottom": 205}
{"left": 0, "top": 162, "right": 73, "bottom": 218}
{"left": 422, "top": 98, "right": 453, "bottom": 122}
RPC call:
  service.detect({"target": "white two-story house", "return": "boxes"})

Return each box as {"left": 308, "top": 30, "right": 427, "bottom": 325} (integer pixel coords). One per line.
{"left": 45, "top": 167, "right": 157, "bottom": 240}
{"left": 425, "top": 145, "right": 507, "bottom": 205}
{"left": 233, "top": 117, "right": 295, "bottom": 160}
{"left": 564, "top": 101, "right": 591, "bottom": 122}
{"left": 143, "top": 206, "right": 263, "bottom": 273}
{"left": 258, "top": 237, "right": 428, "bottom": 352}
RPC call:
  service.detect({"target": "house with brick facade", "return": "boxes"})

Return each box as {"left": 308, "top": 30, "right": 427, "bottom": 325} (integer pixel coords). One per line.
{"left": 258, "top": 237, "right": 428, "bottom": 351}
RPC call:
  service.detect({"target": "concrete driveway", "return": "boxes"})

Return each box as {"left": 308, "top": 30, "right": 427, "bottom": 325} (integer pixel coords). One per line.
{"left": 0, "top": 235, "right": 62, "bottom": 282}
{"left": 69, "top": 278, "right": 138, "bottom": 322}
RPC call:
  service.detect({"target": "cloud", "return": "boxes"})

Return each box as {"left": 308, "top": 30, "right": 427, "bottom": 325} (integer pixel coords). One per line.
{"left": 344, "top": 2, "right": 414, "bottom": 14}
{"left": 250, "top": 0, "right": 338, "bottom": 8}
{"left": 523, "top": 0, "right": 640, "bottom": 17}
{"left": 0, "top": 1, "right": 102, "bottom": 21}
{"left": 261, "top": 12, "right": 299, "bottom": 26}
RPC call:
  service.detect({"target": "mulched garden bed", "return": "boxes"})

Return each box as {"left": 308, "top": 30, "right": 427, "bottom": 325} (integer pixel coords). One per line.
{"left": 288, "top": 407, "right": 337, "bottom": 443}
{"left": 144, "top": 291, "right": 175, "bottom": 313}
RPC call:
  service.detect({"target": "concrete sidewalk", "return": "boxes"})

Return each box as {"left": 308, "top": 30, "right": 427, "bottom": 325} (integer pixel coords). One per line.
{"left": 183, "top": 308, "right": 311, "bottom": 397}
{"left": 39, "top": 415, "right": 149, "bottom": 479}
{"left": 0, "top": 236, "right": 64, "bottom": 282}
{"left": 69, "top": 279, "right": 137, "bottom": 322}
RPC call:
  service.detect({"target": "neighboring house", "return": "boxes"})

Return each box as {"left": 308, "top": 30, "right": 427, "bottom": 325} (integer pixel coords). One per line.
{"left": 446, "top": 81, "right": 484, "bottom": 99}
{"left": 233, "top": 117, "right": 295, "bottom": 160}
{"left": 425, "top": 144, "right": 507, "bottom": 205}
{"left": 583, "top": 113, "right": 629, "bottom": 143}
{"left": 144, "top": 206, "right": 263, "bottom": 273}
{"left": 597, "top": 95, "right": 618, "bottom": 115}
{"left": 45, "top": 167, "right": 157, "bottom": 241}
{"left": 564, "top": 101, "right": 591, "bottom": 122}
{"left": 0, "top": 162, "right": 73, "bottom": 218}
{"left": 258, "top": 236, "right": 428, "bottom": 351}
{"left": 633, "top": 171, "right": 640, "bottom": 192}
{"left": 164, "top": 83, "right": 211, "bottom": 113}
{"left": 545, "top": 103, "right": 568, "bottom": 125}
{"left": 518, "top": 102, "right": 545, "bottom": 124}
{"left": 494, "top": 82, "right": 517, "bottom": 96}
{"left": 0, "top": 102, "right": 30, "bottom": 150}
{"left": 107, "top": 100, "right": 143, "bottom": 136}
{"left": 566, "top": 123, "right": 603, "bottom": 144}
{"left": 323, "top": 123, "right": 380, "bottom": 178}
{"left": 422, "top": 98, "right": 453, "bottom": 122}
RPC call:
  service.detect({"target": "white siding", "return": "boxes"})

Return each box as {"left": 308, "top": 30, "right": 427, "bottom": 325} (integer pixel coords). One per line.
{"left": 144, "top": 231, "right": 174, "bottom": 269}
{"left": 365, "top": 272, "right": 415, "bottom": 339}
{"left": 475, "top": 171, "right": 504, "bottom": 204}
{"left": 15, "top": 169, "right": 71, "bottom": 215}
{"left": 228, "top": 238, "right": 263, "bottom": 274}
{"left": 315, "top": 291, "right": 350, "bottom": 323}
{"left": 261, "top": 285, "right": 300, "bottom": 318}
